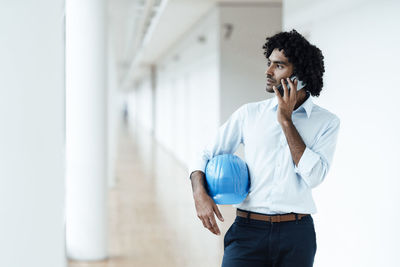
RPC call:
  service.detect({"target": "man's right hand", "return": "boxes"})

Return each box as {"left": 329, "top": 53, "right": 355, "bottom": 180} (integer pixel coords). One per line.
{"left": 193, "top": 191, "right": 224, "bottom": 235}
{"left": 190, "top": 170, "right": 224, "bottom": 235}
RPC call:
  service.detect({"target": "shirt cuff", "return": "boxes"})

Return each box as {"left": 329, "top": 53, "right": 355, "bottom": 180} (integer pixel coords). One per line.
{"left": 294, "top": 147, "right": 320, "bottom": 176}
{"left": 188, "top": 157, "right": 208, "bottom": 178}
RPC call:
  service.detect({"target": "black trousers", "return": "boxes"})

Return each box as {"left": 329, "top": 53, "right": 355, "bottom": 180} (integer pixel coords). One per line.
{"left": 222, "top": 210, "right": 317, "bottom": 267}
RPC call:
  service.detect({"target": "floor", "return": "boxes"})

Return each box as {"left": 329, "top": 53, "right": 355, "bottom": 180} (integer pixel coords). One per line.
{"left": 68, "top": 124, "right": 236, "bottom": 267}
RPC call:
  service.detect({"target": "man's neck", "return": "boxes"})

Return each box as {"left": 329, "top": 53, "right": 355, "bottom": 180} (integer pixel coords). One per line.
{"left": 294, "top": 89, "right": 309, "bottom": 110}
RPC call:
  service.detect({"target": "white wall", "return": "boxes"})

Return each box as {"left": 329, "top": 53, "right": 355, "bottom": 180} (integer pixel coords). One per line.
{"left": 0, "top": 1, "right": 66, "bottom": 267}
{"left": 155, "top": 9, "right": 220, "bottom": 165}
{"left": 127, "top": 73, "right": 151, "bottom": 131}
{"left": 136, "top": 74, "right": 155, "bottom": 134}
{"left": 219, "top": 2, "right": 282, "bottom": 123}
{"left": 130, "top": 4, "right": 283, "bottom": 167}
{"left": 284, "top": 0, "right": 400, "bottom": 266}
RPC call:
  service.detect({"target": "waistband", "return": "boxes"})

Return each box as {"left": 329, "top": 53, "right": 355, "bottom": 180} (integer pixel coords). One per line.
{"left": 236, "top": 209, "right": 309, "bottom": 223}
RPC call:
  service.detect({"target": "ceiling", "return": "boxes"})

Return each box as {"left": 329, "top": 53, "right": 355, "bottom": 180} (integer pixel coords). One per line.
{"left": 108, "top": 0, "right": 282, "bottom": 88}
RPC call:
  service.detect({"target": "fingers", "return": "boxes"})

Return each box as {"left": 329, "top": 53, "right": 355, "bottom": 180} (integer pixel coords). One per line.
{"left": 286, "top": 77, "right": 298, "bottom": 101}
{"left": 286, "top": 77, "right": 296, "bottom": 90}
{"left": 200, "top": 215, "right": 209, "bottom": 228}
{"left": 195, "top": 194, "right": 223, "bottom": 235}
{"left": 199, "top": 212, "right": 220, "bottom": 235}
{"left": 197, "top": 206, "right": 221, "bottom": 235}
{"left": 209, "top": 214, "right": 221, "bottom": 235}
{"left": 213, "top": 204, "right": 224, "bottom": 222}
{"left": 201, "top": 215, "right": 216, "bottom": 234}
{"left": 281, "top": 79, "right": 289, "bottom": 99}
{"left": 272, "top": 86, "right": 282, "bottom": 102}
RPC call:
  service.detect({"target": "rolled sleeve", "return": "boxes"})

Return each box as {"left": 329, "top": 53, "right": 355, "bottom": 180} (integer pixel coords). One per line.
{"left": 295, "top": 147, "right": 320, "bottom": 176}
{"left": 188, "top": 104, "right": 247, "bottom": 179}
{"left": 294, "top": 117, "right": 340, "bottom": 188}
{"left": 188, "top": 154, "right": 209, "bottom": 178}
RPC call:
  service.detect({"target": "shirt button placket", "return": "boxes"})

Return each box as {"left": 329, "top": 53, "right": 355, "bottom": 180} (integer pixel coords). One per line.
{"left": 275, "top": 134, "right": 286, "bottom": 178}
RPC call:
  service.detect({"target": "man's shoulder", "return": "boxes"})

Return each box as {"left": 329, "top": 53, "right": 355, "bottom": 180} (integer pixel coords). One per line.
{"left": 311, "top": 103, "right": 340, "bottom": 124}
{"left": 243, "top": 98, "right": 274, "bottom": 114}
{"left": 246, "top": 98, "right": 273, "bottom": 107}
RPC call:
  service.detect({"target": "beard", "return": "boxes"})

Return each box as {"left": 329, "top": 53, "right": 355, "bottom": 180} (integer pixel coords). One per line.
{"left": 265, "top": 83, "right": 275, "bottom": 93}
{"left": 266, "top": 76, "right": 277, "bottom": 93}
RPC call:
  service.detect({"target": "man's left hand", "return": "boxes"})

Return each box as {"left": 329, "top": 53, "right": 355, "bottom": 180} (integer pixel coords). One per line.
{"left": 272, "top": 78, "right": 298, "bottom": 125}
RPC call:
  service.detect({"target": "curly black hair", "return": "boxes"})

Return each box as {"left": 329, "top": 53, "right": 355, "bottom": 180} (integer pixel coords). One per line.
{"left": 262, "top": 30, "right": 325, "bottom": 97}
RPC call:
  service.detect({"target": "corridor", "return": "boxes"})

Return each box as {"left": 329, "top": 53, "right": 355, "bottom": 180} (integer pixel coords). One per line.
{"left": 69, "top": 124, "right": 237, "bottom": 267}
{"left": 4, "top": 1, "right": 400, "bottom": 266}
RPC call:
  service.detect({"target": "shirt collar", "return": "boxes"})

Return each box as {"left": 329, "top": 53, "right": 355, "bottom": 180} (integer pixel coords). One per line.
{"left": 268, "top": 93, "right": 314, "bottom": 118}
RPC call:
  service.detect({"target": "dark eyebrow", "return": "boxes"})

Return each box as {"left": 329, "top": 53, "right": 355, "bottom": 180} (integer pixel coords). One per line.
{"left": 268, "top": 60, "right": 289, "bottom": 66}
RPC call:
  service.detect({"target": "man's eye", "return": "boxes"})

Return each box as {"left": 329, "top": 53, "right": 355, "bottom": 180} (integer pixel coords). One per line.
{"left": 277, "top": 65, "right": 283, "bottom": 69}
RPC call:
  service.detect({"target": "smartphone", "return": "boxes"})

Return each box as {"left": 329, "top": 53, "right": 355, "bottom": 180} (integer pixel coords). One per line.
{"left": 276, "top": 74, "right": 305, "bottom": 97}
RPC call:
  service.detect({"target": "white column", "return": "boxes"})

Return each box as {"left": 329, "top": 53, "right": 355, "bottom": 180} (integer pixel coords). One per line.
{"left": 66, "top": 0, "right": 108, "bottom": 261}
{"left": 0, "top": 1, "right": 66, "bottom": 266}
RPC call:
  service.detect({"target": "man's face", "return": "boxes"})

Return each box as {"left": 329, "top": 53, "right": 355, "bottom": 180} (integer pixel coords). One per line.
{"left": 265, "top": 48, "right": 294, "bottom": 93}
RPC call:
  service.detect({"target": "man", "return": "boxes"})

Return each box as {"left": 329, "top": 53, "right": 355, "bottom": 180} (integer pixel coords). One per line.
{"left": 189, "top": 30, "right": 340, "bottom": 267}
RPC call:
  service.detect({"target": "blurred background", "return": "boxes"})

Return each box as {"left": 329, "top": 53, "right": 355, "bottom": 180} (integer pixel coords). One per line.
{"left": 1, "top": 0, "right": 399, "bottom": 266}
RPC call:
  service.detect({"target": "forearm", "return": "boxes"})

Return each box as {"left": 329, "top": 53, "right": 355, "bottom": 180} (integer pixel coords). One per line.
{"left": 190, "top": 170, "right": 207, "bottom": 196}
{"left": 190, "top": 170, "right": 224, "bottom": 235}
{"left": 280, "top": 120, "right": 306, "bottom": 166}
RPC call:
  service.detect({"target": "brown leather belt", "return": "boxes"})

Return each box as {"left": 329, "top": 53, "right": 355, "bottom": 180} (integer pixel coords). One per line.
{"left": 237, "top": 209, "right": 309, "bottom": 223}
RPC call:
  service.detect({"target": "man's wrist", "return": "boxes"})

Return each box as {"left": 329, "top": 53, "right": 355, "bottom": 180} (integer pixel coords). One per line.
{"left": 280, "top": 118, "right": 293, "bottom": 127}
{"left": 193, "top": 188, "right": 207, "bottom": 198}
{"left": 190, "top": 170, "right": 207, "bottom": 197}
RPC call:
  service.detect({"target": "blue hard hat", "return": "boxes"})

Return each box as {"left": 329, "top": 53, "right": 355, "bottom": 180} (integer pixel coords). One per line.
{"left": 205, "top": 154, "right": 250, "bottom": 205}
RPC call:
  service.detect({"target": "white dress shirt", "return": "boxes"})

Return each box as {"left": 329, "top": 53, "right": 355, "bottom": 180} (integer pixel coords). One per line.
{"left": 189, "top": 94, "right": 340, "bottom": 214}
